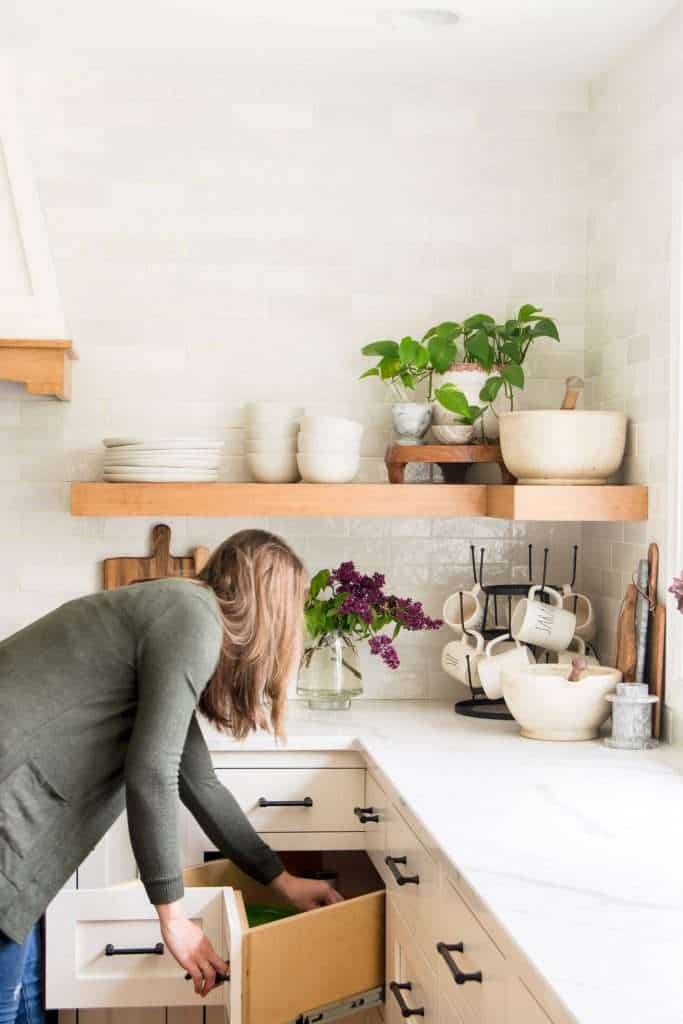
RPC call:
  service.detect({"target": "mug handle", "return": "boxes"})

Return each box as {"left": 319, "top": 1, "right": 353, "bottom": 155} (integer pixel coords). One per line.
{"left": 568, "top": 635, "right": 586, "bottom": 655}
{"left": 565, "top": 592, "right": 594, "bottom": 626}
{"left": 485, "top": 632, "right": 520, "bottom": 656}
{"left": 528, "top": 584, "right": 562, "bottom": 608}
{"left": 466, "top": 629, "right": 485, "bottom": 654}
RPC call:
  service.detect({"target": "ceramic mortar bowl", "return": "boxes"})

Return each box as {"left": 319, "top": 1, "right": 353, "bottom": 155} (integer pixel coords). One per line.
{"left": 501, "top": 664, "right": 622, "bottom": 741}
{"left": 391, "top": 402, "right": 432, "bottom": 445}
{"left": 499, "top": 410, "right": 627, "bottom": 484}
{"left": 431, "top": 424, "right": 474, "bottom": 444}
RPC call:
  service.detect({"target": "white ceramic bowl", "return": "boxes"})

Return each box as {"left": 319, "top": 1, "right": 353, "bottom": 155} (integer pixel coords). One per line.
{"left": 246, "top": 401, "right": 303, "bottom": 424}
{"left": 297, "top": 432, "right": 362, "bottom": 454}
{"left": 499, "top": 410, "right": 627, "bottom": 485}
{"left": 300, "top": 416, "right": 364, "bottom": 444}
{"left": 431, "top": 424, "right": 475, "bottom": 445}
{"left": 246, "top": 437, "right": 298, "bottom": 454}
{"left": 501, "top": 664, "right": 622, "bottom": 741}
{"left": 297, "top": 451, "right": 360, "bottom": 483}
{"left": 246, "top": 423, "right": 299, "bottom": 441}
{"left": 247, "top": 451, "right": 300, "bottom": 483}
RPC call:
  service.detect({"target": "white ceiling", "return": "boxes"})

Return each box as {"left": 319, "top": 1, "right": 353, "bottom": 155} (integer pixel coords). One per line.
{"left": 1, "top": 0, "right": 679, "bottom": 79}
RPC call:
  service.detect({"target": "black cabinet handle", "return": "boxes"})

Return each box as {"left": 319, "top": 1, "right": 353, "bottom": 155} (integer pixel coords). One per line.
{"left": 257, "top": 797, "right": 313, "bottom": 808}
{"left": 354, "top": 805, "right": 380, "bottom": 824}
{"left": 389, "top": 981, "right": 424, "bottom": 1017}
{"left": 184, "top": 971, "right": 230, "bottom": 984}
{"left": 385, "top": 855, "right": 420, "bottom": 886}
{"left": 436, "top": 942, "right": 483, "bottom": 985}
{"left": 105, "top": 943, "right": 164, "bottom": 956}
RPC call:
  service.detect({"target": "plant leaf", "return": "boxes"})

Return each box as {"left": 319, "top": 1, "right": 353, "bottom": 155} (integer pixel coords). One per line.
{"left": 361, "top": 340, "right": 399, "bottom": 358}
{"left": 530, "top": 317, "right": 559, "bottom": 341}
{"left": 465, "top": 329, "right": 495, "bottom": 372}
{"left": 501, "top": 339, "right": 524, "bottom": 363}
{"left": 427, "top": 335, "right": 458, "bottom": 374}
{"left": 479, "top": 376, "right": 504, "bottom": 403}
{"left": 422, "top": 321, "right": 462, "bottom": 342}
{"left": 414, "top": 342, "right": 430, "bottom": 369}
{"left": 501, "top": 363, "right": 525, "bottom": 389}
{"left": 464, "top": 313, "right": 495, "bottom": 332}
{"left": 309, "top": 569, "right": 330, "bottom": 601}
{"left": 379, "top": 355, "right": 402, "bottom": 379}
{"left": 399, "top": 336, "right": 421, "bottom": 366}
{"left": 359, "top": 367, "right": 380, "bottom": 379}
{"left": 400, "top": 371, "right": 416, "bottom": 389}
{"left": 434, "top": 383, "right": 474, "bottom": 422}
{"left": 518, "top": 303, "right": 542, "bottom": 322}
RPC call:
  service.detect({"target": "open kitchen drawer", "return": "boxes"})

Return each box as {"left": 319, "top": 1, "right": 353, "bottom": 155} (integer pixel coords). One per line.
{"left": 46, "top": 850, "right": 385, "bottom": 1023}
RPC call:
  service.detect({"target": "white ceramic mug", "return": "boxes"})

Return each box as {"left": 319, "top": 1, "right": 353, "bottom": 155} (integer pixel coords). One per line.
{"left": 549, "top": 635, "right": 600, "bottom": 666}
{"left": 441, "top": 631, "right": 485, "bottom": 686}
{"left": 510, "top": 585, "right": 576, "bottom": 652}
{"left": 561, "top": 585, "right": 596, "bottom": 641}
{"left": 442, "top": 584, "right": 485, "bottom": 636}
{"left": 477, "top": 633, "right": 536, "bottom": 701}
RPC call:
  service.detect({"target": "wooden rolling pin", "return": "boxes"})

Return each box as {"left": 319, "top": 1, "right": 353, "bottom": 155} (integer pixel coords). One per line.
{"left": 561, "top": 376, "right": 584, "bottom": 410}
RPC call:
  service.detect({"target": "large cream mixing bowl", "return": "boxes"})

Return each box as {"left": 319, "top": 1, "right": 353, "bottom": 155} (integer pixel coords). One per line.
{"left": 499, "top": 410, "right": 627, "bottom": 485}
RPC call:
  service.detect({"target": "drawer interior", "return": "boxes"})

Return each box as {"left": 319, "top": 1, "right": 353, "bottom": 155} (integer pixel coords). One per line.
{"left": 184, "top": 851, "right": 386, "bottom": 1024}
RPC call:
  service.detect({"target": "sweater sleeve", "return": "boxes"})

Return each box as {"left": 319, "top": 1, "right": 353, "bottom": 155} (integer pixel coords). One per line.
{"left": 179, "top": 715, "right": 285, "bottom": 885}
{"left": 125, "top": 591, "right": 222, "bottom": 906}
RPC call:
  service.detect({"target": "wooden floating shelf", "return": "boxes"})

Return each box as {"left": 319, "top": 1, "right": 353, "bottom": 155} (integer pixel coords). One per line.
{"left": 0, "top": 339, "right": 76, "bottom": 400}
{"left": 71, "top": 482, "right": 648, "bottom": 522}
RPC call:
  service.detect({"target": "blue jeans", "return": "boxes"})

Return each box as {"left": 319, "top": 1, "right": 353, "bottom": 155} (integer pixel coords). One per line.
{"left": 0, "top": 925, "right": 46, "bottom": 1024}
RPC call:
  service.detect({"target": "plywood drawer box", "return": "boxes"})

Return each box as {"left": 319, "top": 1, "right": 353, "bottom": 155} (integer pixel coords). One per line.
{"left": 46, "top": 851, "right": 384, "bottom": 1024}
{"left": 215, "top": 767, "right": 365, "bottom": 831}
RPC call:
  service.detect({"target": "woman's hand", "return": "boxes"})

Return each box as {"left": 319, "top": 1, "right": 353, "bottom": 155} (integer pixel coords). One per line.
{"left": 270, "top": 869, "right": 343, "bottom": 910}
{"left": 157, "top": 902, "right": 229, "bottom": 996}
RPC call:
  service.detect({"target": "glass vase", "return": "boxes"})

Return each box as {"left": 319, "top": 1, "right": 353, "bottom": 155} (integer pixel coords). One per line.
{"left": 297, "top": 633, "right": 363, "bottom": 710}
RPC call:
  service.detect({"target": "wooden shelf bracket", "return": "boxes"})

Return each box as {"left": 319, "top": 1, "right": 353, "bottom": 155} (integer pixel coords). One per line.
{"left": 0, "top": 339, "right": 76, "bottom": 400}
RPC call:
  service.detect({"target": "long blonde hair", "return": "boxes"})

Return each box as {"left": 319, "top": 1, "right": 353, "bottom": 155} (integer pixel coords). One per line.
{"left": 196, "top": 530, "right": 306, "bottom": 739}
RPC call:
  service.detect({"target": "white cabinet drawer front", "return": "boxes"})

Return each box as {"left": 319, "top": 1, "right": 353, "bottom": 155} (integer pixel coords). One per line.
{"left": 215, "top": 767, "right": 365, "bottom": 831}
{"left": 384, "top": 808, "right": 438, "bottom": 961}
{"left": 386, "top": 895, "right": 437, "bottom": 1023}
{"left": 433, "top": 880, "right": 508, "bottom": 1024}
{"left": 46, "top": 884, "right": 230, "bottom": 1010}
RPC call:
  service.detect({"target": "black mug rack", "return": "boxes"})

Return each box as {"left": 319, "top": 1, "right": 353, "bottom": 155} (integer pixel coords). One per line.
{"left": 451, "top": 543, "right": 597, "bottom": 721}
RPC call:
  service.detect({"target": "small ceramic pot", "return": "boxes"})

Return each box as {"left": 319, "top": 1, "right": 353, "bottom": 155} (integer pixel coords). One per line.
{"left": 433, "top": 363, "right": 504, "bottom": 441}
{"left": 431, "top": 423, "right": 474, "bottom": 445}
{"left": 391, "top": 402, "right": 432, "bottom": 445}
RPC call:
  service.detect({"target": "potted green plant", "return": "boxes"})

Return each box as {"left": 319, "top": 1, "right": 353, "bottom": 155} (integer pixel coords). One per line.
{"left": 360, "top": 331, "right": 457, "bottom": 444}
{"left": 431, "top": 382, "right": 483, "bottom": 444}
{"left": 432, "top": 304, "right": 560, "bottom": 439}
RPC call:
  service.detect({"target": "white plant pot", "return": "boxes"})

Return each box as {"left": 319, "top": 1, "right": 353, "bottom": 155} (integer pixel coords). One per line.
{"left": 499, "top": 410, "right": 627, "bottom": 484}
{"left": 431, "top": 423, "right": 474, "bottom": 445}
{"left": 433, "top": 364, "right": 504, "bottom": 441}
{"left": 391, "top": 402, "right": 432, "bottom": 445}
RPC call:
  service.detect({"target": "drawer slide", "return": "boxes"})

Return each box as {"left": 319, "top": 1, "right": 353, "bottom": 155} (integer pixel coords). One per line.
{"left": 291, "top": 985, "right": 384, "bottom": 1023}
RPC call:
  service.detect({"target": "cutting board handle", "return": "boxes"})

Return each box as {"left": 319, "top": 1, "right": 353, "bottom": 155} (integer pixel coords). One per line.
{"left": 150, "top": 523, "right": 172, "bottom": 576}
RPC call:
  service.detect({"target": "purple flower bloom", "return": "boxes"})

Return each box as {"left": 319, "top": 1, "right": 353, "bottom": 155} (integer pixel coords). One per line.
{"left": 669, "top": 571, "right": 683, "bottom": 613}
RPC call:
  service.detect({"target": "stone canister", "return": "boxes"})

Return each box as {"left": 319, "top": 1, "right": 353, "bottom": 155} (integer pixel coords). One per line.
{"left": 605, "top": 682, "right": 659, "bottom": 749}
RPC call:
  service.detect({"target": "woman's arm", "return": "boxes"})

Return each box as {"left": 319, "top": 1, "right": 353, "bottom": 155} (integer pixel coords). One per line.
{"left": 125, "top": 594, "right": 227, "bottom": 994}
{"left": 180, "top": 715, "right": 342, "bottom": 909}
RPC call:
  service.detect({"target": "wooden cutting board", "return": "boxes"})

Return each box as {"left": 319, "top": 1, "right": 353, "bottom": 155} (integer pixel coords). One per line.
{"left": 615, "top": 583, "right": 638, "bottom": 682}
{"left": 103, "top": 523, "right": 210, "bottom": 590}
{"left": 646, "top": 542, "right": 665, "bottom": 739}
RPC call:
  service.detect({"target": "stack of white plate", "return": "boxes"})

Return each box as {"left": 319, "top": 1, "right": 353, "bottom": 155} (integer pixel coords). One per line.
{"left": 102, "top": 438, "right": 224, "bottom": 482}
{"left": 245, "top": 403, "right": 303, "bottom": 482}
{"left": 297, "top": 416, "right": 363, "bottom": 483}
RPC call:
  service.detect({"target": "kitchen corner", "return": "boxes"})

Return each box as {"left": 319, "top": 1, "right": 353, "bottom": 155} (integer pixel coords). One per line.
{"left": 203, "top": 701, "right": 683, "bottom": 1024}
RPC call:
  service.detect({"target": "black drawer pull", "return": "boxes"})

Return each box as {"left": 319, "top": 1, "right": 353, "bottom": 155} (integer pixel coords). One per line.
{"left": 105, "top": 943, "right": 164, "bottom": 956}
{"left": 385, "top": 855, "right": 420, "bottom": 886}
{"left": 354, "top": 805, "right": 380, "bottom": 824}
{"left": 436, "top": 942, "right": 483, "bottom": 985}
{"left": 389, "top": 981, "right": 424, "bottom": 1017}
{"left": 184, "top": 971, "right": 230, "bottom": 984}
{"left": 258, "top": 797, "right": 313, "bottom": 808}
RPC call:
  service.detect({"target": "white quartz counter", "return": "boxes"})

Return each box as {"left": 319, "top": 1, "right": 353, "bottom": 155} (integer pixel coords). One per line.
{"left": 203, "top": 701, "right": 683, "bottom": 1024}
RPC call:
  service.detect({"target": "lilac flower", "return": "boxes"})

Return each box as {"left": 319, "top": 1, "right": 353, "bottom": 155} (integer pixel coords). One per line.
{"left": 669, "top": 571, "right": 683, "bottom": 613}
{"left": 304, "top": 560, "right": 443, "bottom": 670}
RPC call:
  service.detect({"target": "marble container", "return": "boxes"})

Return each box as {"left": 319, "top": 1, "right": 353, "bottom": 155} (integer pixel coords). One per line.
{"left": 605, "top": 682, "right": 659, "bottom": 749}
{"left": 391, "top": 402, "right": 432, "bottom": 445}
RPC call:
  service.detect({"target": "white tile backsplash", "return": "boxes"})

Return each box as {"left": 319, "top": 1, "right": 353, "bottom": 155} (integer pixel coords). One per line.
{"left": 8, "top": 33, "right": 659, "bottom": 704}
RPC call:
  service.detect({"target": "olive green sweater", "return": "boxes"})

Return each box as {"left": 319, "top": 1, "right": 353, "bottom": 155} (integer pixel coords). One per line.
{"left": 0, "top": 578, "right": 284, "bottom": 943}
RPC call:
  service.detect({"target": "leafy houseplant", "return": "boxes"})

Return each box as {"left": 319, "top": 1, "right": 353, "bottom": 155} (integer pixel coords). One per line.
{"left": 297, "top": 562, "right": 442, "bottom": 709}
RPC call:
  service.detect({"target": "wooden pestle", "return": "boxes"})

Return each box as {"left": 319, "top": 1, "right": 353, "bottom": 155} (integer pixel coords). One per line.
{"left": 561, "top": 376, "right": 584, "bottom": 410}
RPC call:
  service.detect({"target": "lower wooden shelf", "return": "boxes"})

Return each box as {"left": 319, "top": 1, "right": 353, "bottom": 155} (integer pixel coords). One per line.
{"left": 0, "top": 339, "right": 76, "bottom": 400}
{"left": 70, "top": 482, "right": 648, "bottom": 522}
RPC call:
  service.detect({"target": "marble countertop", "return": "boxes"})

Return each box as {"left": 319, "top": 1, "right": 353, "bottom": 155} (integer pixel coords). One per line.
{"left": 203, "top": 701, "right": 683, "bottom": 1024}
